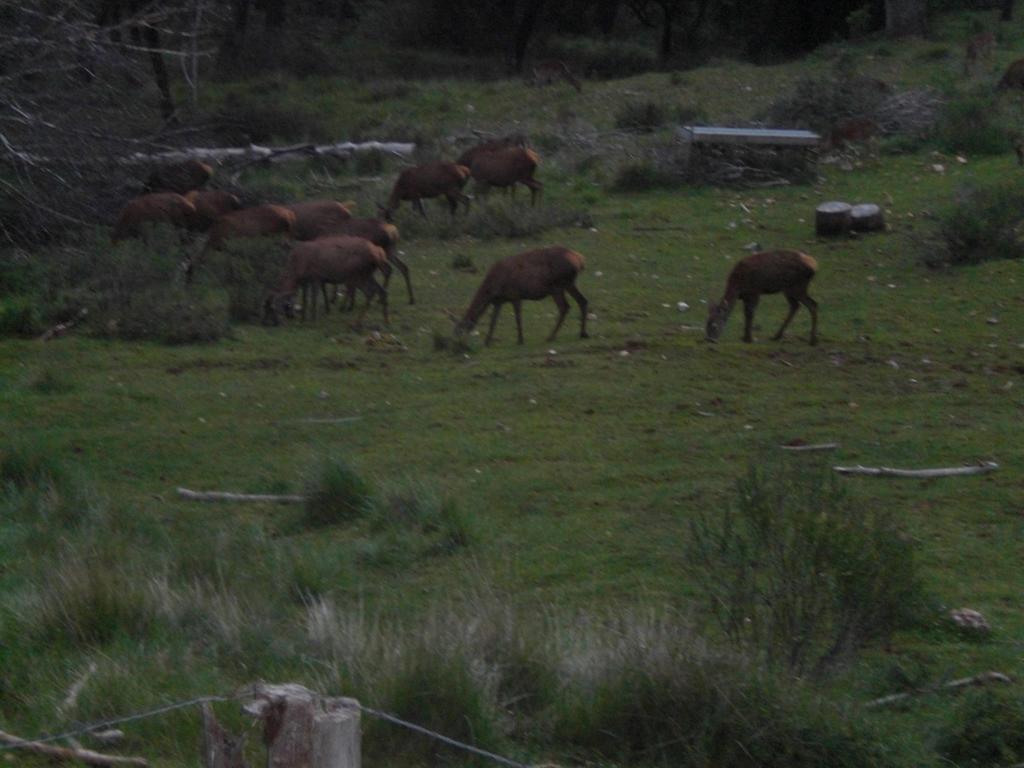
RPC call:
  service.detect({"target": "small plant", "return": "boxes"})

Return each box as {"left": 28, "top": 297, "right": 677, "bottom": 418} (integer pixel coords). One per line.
{"left": 370, "top": 481, "right": 474, "bottom": 553}
{"left": 614, "top": 101, "right": 669, "bottom": 133}
{"left": 450, "top": 253, "right": 475, "bottom": 271}
{"left": 302, "top": 456, "right": 373, "bottom": 528}
{"left": 936, "top": 688, "right": 1024, "bottom": 767}
{"left": 929, "top": 182, "right": 1024, "bottom": 267}
{"left": 687, "top": 456, "right": 925, "bottom": 674}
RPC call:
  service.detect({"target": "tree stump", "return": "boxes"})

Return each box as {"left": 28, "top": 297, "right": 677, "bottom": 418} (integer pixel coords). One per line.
{"left": 850, "top": 203, "right": 885, "bottom": 232}
{"left": 815, "top": 201, "right": 852, "bottom": 236}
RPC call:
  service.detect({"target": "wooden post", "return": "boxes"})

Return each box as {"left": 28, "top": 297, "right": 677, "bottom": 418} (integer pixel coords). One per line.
{"left": 243, "top": 684, "right": 360, "bottom": 768}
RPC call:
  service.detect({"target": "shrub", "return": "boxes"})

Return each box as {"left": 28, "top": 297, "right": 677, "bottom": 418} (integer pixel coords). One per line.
{"left": 929, "top": 182, "right": 1024, "bottom": 267}
{"left": 613, "top": 161, "right": 681, "bottom": 192}
{"left": 614, "top": 101, "right": 669, "bottom": 133}
{"left": 113, "top": 284, "right": 229, "bottom": 344}
{"left": 450, "top": 253, "right": 475, "bottom": 271}
{"left": 0, "top": 296, "right": 44, "bottom": 337}
{"left": 200, "top": 238, "right": 289, "bottom": 323}
{"left": 934, "top": 93, "right": 1011, "bottom": 156}
{"left": 302, "top": 456, "right": 373, "bottom": 528}
{"left": 213, "top": 90, "right": 330, "bottom": 144}
{"left": 369, "top": 481, "right": 475, "bottom": 554}
{"left": 936, "top": 688, "right": 1024, "bottom": 767}
{"left": 687, "top": 457, "right": 925, "bottom": 674}
{"left": 544, "top": 36, "right": 656, "bottom": 79}
{"left": 763, "top": 75, "right": 891, "bottom": 134}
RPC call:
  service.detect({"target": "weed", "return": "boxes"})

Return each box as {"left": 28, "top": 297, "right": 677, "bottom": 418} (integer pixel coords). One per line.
{"left": 302, "top": 456, "right": 373, "bottom": 528}
{"left": 687, "top": 457, "right": 925, "bottom": 674}
{"left": 929, "top": 182, "right": 1024, "bottom": 267}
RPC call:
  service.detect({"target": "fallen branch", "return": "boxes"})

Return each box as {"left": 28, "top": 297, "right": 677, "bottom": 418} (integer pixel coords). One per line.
{"left": 781, "top": 442, "right": 839, "bottom": 452}
{"left": 866, "top": 671, "right": 1012, "bottom": 709}
{"left": 176, "top": 488, "right": 305, "bottom": 504}
{"left": 289, "top": 416, "right": 363, "bottom": 425}
{"left": 59, "top": 661, "right": 98, "bottom": 717}
{"left": 0, "top": 730, "right": 148, "bottom": 767}
{"left": 833, "top": 461, "right": 998, "bottom": 478}
{"left": 39, "top": 308, "right": 88, "bottom": 342}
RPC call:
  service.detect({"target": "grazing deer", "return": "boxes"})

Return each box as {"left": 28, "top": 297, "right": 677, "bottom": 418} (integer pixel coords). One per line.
{"left": 192, "top": 204, "right": 296, "bottom": 282}
{"left": 264, "top": 236, "right": 389, "bottom": 327}
{"left": 183, "top": 190, "right": 241, "bottom": 231}
{"left": 378, "top": 161, "right": 471, "bottom": 222}
{"left": 456, "top": 134, "right": 527, "bottom": 169}
{"left": 532, "top": 59, "right": 582, "bottom": 92}
{"left": 965, "top": 31, "right": 996, "bottom": 75}
{"left": 825, "top": 117, "right": 880, "bottom": 150}
{"left": 996, "top": 57, "right": 1024, "bottom": 91}
{"left": 111, "top": 192, "right": 199, "bottom": 242}
{"left": 286, "top": 199, "right": 355, "bottom": 241}
{"left": 470, "top": 147, "right": 543, "bottom": 205}
{"left": 454, "top": 246, "right": 588, "bottom": 345}
{"left": 705, "top": 250, "right": 819, "bottom": 346}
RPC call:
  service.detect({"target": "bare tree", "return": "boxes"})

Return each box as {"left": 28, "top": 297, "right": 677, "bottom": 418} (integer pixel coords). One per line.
{"left": 0, "top": 1, "right": 220, "bottom": 243}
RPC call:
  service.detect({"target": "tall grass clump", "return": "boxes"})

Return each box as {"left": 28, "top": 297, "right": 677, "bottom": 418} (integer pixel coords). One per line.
{"left": 0, "top": 442, "right": 95, "bottom": 536}
{"left": 936, "top": 688, "right": 1024, "bottom": 767}
{"left": 302, "top": 456, "right": 373, "bottom": 528}
{"left": 550, "top": 611, "right": 904, "bottom": 767}
{"left": 200, "top": 238, "right": 289, "bottom": 322}
{"left": 370, "top": 480, "right": 475, "bottom": 554}
{"left": 929, "top": 182, "right": 1024, "bottom": 267}
{"left": 688, "top": 457, "right": 925, "bottom": 674}
{"left": 934, "top": 92, "right": 1011, "bottom": 156}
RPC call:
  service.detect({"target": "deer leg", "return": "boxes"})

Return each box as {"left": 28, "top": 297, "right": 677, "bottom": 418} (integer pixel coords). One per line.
{"left": 741, "top": 296, "right": 759, "bottom": 342}
{"left": 773, "top": 296, "right": 801, "bottom": 341}
{"left": 527, "top": 179, "right": 543, "bottom": 206}
{"left": 568, "top": 284, "right": 589, "bottom": 338}
{"left": 321, "top": 282, "right": 332, "bottom": 315}
{"left": 387, "top": 250, "right": 415, "bottom": 305}
{"left": 513, "top": 300, "right": 524, "bottom": 344}
{"left": 415, "top": 198, "right": 428, "bottom": 218}
{"left": 548, "top": 292, "right": 570, "bottom": 341}
{"left": 300, "top": 282, "right": 308, "bottom": 321}
{"left": 485, "top": 302, "right": 502, "bottom": 345}
{"left": 801, "top": 294, "right": 819, "bottom": 346}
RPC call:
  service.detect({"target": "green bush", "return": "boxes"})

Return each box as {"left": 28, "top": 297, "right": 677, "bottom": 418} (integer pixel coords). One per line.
{"left": 201, "top": 238, "right": 289, "bottom": 323}
{"left": 0, "top": 296, "right": 44, "bottom": 337}
{"left": 936, "top": 688, "right": 1024, "bottom": 767}
{"left": 930, "top": 182, "right": 1024, "bottom": 267}
{"left": 687, "top": 457, "right": 925, "bottom": 674}
{"left": 545, "top": 36, "right": 656, "bottom": 79}
{"left": 612, "top": 161, "right": 681, "bottom": 191}
{"left": 113, "top": 284, "right": 229, "bottom": 344}
{"left": 934, "top": 93, "right": 1011, "bottom": 156}
{"left": 302, "top": 456, "right": 373, "bottom": 528}
{"left": 614, "top": 101, "right": 669, "bottom": 133}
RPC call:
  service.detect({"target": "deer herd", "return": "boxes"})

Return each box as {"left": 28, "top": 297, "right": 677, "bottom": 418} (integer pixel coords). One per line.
{"left": 110, "top": 36, "right": 1024, "bottom": 349}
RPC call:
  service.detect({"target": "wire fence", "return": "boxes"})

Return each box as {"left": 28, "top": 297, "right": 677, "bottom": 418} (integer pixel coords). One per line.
{"left": 0, "top": 690, "right": 534, "bottom": 768}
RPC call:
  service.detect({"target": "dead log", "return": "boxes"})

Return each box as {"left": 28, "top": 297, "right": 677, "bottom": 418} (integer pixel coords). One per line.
{"left": 833, "top": 461, "right": 999, "bottom": 477}
{"left": 866, "top": 671, "right": 1012, "bottom": 708}
{"left": 0, "top": 730, "right": 148, "bottom": 767}
{"left": 850, "top": 203, "right": 885, "bottom": 232}
{"left": 176, "top": 488, "right": 305, "bottom": 503}
{"left": 815, "top": 201, "right": 853, "bottom": 236}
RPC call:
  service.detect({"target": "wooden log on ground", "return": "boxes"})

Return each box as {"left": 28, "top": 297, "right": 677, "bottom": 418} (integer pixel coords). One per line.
{"left": 850, "top": 203, "right": 885, "bottom": 231}
{"left": 866, "top": 671, "right": 1012, "bottom": 708}
{"left": 176, "top": 488, "right": 305, "bottom": 503}
{"left": 815, "top": 201, "right": 852, "bottom": 236}
{"left": 0, "top": 730, "right": 148, "bottom": 767}
{"left": 833, "top": 461, "right": 999, "bottom": 478}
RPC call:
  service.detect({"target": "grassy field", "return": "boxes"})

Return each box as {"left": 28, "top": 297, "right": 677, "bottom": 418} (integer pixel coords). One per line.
{"left": 4, "top": 10, "right": 1024, "bottom": 768}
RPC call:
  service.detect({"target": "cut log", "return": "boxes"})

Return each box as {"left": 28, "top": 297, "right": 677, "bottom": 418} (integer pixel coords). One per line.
{"left": 815, "top": 201, "right": 853, "bottom": 236}
{"left": 833, "top": 461, "right": 999, "bottom": 478}
{"left": 176, "top": 488, "right": 305, "bottom": 503}
{"left": 0, "top": 730, "right": 148, "bottom": 767}
{"left": 850, "top": 203, "right": 885, "bottom": 231}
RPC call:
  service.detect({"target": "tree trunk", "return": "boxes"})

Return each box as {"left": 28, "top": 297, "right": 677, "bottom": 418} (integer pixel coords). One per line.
{"left": 884, "top": 0, "right": 927, "bottom": 38}
{"left": 658, "top": 2, "right": 675, "bottom": 64}
{"left": 513, "top": 0, "right": 546, "bottom": 72}
{"left": 1001, "top": 0, "right": 1014, "bottom": 21}
{"left": 130, "top": 24, "right": 175, "bottom": 123}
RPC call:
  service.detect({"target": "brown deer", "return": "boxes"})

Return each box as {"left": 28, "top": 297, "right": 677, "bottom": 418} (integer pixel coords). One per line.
{"left": 705, "top": 250, "right": 819, "bottom": 346}
{"left": 143, "top": 159, "right": 213, "bottom": 194}
{"left": 183, "top": 190, "right": 241, "bottom": 231}
{"left": 203, "top": 204, "right": 296, "bottom": 251}
{"left": 454, "top": 246, "right": 588, "bottom": 345}
{"left": 286, "top": 199, "right": 355, "bottom": 241}
{"left": 264, "top": 236, "right": 389, "bottom": 327}
{"left": 825, "top": 117, "right": 880, "bottom": 150}
{"left": 965, "top": 31, "right": 996, "bottom": 75}
{"left": 111, "top": 192, "right": 199, "bottom": 242}
{"left": 322, "top": 219, "right": 413, "bottom": 306}
{"left": 532, "top": 60, "right": 582, "bottom": 92}
{"left": 378, "top": 162, "right": 471, "bottom": 221}
{"left": 996, "top": 57, "right": 1024, "bottom": 90}
{"left": 470, "top": 147, "right": 543, "bottom": 205}
{"left": 456, "top": 134, "right": 527, "bottom": 169}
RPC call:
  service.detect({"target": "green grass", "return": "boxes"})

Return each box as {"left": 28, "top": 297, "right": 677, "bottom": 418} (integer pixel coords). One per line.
{"left": 4, "top": 9, "right": 1024, "bottom": 766}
